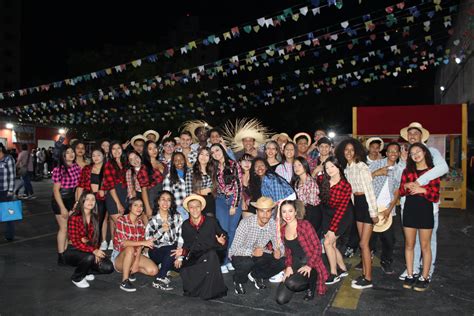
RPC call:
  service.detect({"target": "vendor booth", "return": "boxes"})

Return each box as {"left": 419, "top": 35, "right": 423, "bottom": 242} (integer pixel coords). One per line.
{"left": 352, "top": 104, "right": 468, "bottom": 210}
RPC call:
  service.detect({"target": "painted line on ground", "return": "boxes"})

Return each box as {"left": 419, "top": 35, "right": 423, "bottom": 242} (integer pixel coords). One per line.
{"left": 0, "top": 232, "right": 56, "bottom": 247}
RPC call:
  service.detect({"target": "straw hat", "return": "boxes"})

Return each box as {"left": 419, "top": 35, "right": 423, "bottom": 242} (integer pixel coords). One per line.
{"left": 271, "top": 132, "right": 291, "bottom": 143}
{"left": 222, "top": 118, "right": 270, "bottom": 152}
{"left": 143, "top": 130, "right": 160, "bottom": 142}
{"left": 180, "top": 120, "right": 212, "bottom": 142}
{"left": 131, "top": 134, "right": 146, "bottom": 144}
{"left": 250, "top": 196, "right": 277, "bottom": 210}
{"left": 400, "top": 122, "right": 430, "bottom": 143}
{"left": 182, "top": 194, "right": 207, "bottom": 212}
{"left": 365, "top": 137, "right": 384, "bottom": 151}
{"left": 293, "top": 132, "right": 312, "bottom": 146}
{"left": 373, "top": 206, "right": 393, "bottom": 233}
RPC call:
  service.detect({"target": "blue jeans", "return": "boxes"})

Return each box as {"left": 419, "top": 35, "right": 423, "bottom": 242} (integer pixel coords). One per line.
{"left": 0, "top": 191, "right": 15, "bottom": 240}
{"left": 215, "top": 194, "right": 242, "bottom": 264}
{"left": 16, "top": 172, "right": 34, "bottom": 196}
{"left": 413, "top": 210, "right": 439, "bottom": 277}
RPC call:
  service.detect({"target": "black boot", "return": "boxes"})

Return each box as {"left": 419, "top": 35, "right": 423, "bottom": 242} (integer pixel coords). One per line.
{"left": 57, "top": 252, "right": 66, "bottom": 266}
{"left": 303, "top": 288, "right": 314, "bottom": 301}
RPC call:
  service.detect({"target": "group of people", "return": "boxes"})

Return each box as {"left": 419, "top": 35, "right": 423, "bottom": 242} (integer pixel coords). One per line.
{"left": 49, "top": 118, "right": 447, "bottom": 302}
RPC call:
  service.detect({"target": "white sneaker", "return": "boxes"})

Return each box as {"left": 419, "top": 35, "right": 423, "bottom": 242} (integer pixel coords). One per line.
{"left": 226, "top": 262, "right": 235, "bottom": 271}
{"left": 72, "top": 278, "right": 90, "bottom": 288}
{"left": 269, "top": 271, "right": 284, "bottom": 283}
{"left": 100, "top": 241, "right": 108, "bottom": 251}
{"left": 399, "top": 269, "right": 408, "bottom": 281}
{"left": 108, "top": 240, "right": 114, "bottom": 250}
{"left": 85, "top": 274, "right": 95, "bottom": 281}
{"left": 221, "top": 265, "right": 229, "bottom": 274}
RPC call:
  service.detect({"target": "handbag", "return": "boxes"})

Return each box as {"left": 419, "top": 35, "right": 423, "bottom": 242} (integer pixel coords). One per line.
{"left": 0, "top": 199, "right": 23, "bottom": 222}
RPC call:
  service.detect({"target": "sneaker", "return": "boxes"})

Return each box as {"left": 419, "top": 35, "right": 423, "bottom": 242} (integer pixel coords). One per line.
{"left": 325, "top": 274, "right": 341, "bottom": 285}
{"left": 100, "top": 241, "right": 108, "bottom": 251}
{"left": 269, "top": 271, "right": 284, "bottom": 283}
{"left": 120, "top": 279, "right": 136, "bottom": 292}
{"left": 248, "top": 272, "right": 266, "bottom": 289}
{"left": 226, "top": 262, "right": 235, "bottom": 271}
{"left": 351, "top": 275, "right": 365, "bottom": 285}
{"left": 355, "top": 261, "right": 363, "bottom": 271}
{"left": 344, "top": 246, "right": 355, "bottom": 258}
{"left": 351, "top": 278, "right": 373, "bottom": 289}
{"left": 399, "top": 269, "right": 420, "bottom": 281}
{"left": 85, "top": 274, "right": 95, "bottom": 281}
{"left": 403, "top": 276, "right": 416, "bottom": 289}
{"left": 72, "top": 278, "right": 90, "bottom": 288}
{"left": 234, "top": 282, "right": 246, "bottom": 295}
{"left": 381, "top": 261, "right": 395, "bottom": 275}
{"left": 221, "top": 265, "right": 229, "bottom": 274}
{"left": 108, "top": 240, "right": 114, "bottom": 250}
{"left": 337, "top": 268, "right": 349, "bottom": 278}
{"left": 129, "top": 273, "right": 136, "bottom": 282}
{"left": 26, "top": 195, "right": 37, "bottom": 200}
{"left": 152, "top": 277, "right": 173, "bottom": 291}
{"left": 413, "top": 276, "right": 430, "bottom": 292}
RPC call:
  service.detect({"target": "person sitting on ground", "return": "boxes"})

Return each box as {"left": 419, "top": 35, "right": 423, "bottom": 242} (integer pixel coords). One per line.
{"left": 229, "top": 196, "right": 285, "bottom": 295}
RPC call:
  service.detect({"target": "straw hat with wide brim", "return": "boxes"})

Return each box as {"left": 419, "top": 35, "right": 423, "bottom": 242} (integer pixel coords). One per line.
{"left": 183, "top": 194, "right": 207, "bottom": 212}
{"left": 365, "top": 137, "right": 384, "bottom": 151}
{"left": 222, "top": 118, "right": 270, "bottom": 152}
{"left": 180, "top": 120, "right": 213, "bottom": 142}
{"left": 400, "top": 122, "right": 430, "bottom": 143}
{"left": 250, "top": 196, "right": 277, "bottom": 210}
{"left": 373, "top": 206, "right": 393, "bottom": 233}
{"left": 131, "top": 134, "right": 146, "bottom": 144}
{"left": 293, "top": 132, "right": 312, "bottom": 146}
{"left": 143, "top": 130, "right": 160, "bottom": 142}
{"left": 271, "top": 132, "right": 291, "bottom": 143}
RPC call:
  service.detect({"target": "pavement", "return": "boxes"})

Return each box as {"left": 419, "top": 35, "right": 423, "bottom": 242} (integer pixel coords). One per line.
{"left": 0, "top": 180, "right": 473, "bottom": 315}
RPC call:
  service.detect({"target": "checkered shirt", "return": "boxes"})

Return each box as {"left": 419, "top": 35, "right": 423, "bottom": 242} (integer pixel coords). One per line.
{"left": 68, "top": 215, "right": 97, "bottom": 253}
{"left": 78, "top": 165, "right": 105, "bottom": 201}
{"left": 113, "top": 214, "right": 145, "bottom": 252}
{"left": 328, "top": 179, "right": 352, "bottom": 232}
{"left": 163, "top": 174, "right": 187, "bottom": 207}
{"left": 216, "top": 160, "right": 242, "bottom": 208}
{"left": 399, "top": 168, "right": 440, "bottom": 203}
{"left": 275, "top": 161, "right": 294, "bottom": 183}
{"left": 0, "top": 154, "right": 15, "bottom": 192}
{"left": 369, "top": 158, "right": 403, "bottom": 209}
{"left": 145, "top": 213, "right": 184, "bottom": 249}
{"left": 137, "top": 165, "right": 164, "bottom": 188}
{"left": 261, "top": 173, "right": 295, "bottom": 202}
{"left": 52, "top": 163, "right": 81, "bottom": 189}
{"left": 295, "top": 176, "right": 320, "bottom": 206}
{"left": 344, "top": 161, "right": 378, "bottom": 218}
{"left": 175, "top": 147, "right": 198, "bottom": 166}
{"left": 185, "top": 169, "right": 213, "bottom": 196}
{"left": 102, "top": 161, "right": 126, "bottom": 190}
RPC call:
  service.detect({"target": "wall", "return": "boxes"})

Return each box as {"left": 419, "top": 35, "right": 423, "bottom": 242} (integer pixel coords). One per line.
{"left": 0, "top": 122, "right": 66, "bottom": 151}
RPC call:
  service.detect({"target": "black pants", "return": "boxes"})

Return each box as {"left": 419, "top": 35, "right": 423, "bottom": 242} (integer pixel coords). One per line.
{"left": 275, "top": 258, "right": 317, "bottom": 305}
{"left": 96, "top": 200, "right": 106, "bottom": 242}
{"left": 64, "top": 247, "right": 114, "bottom": 282}
{"left": 149, "top": 244, "right": 176, "bottom": 278}
{"left": 305, "top": 204, "right": 322, "bottom": 235}
{"left": 232, "top": 253, "right": 285, "bottom": 284}
{"left": 370, "top": 221, "right": 395, "bottom": 263}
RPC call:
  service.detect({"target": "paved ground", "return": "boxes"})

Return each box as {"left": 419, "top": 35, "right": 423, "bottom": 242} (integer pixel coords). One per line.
{"left": 0, "top": 180, "right": 473, "bottom": 315}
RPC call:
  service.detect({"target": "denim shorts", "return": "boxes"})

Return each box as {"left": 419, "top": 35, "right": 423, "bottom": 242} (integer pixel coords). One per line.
{"left": 111, "top": 249, "right": 120, "bottom": 272}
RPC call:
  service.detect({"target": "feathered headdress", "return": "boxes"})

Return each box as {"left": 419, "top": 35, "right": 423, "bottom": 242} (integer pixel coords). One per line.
{"left": 222, "top": 118, "right": 270, "bottom": 152}
{"left": 179, "top": 120, "right": 212, "bottom": 142}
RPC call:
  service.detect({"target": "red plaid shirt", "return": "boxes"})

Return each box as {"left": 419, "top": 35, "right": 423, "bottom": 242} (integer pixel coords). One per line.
{"left": 52, "top": 164, "right": 81, "bottom": 189}
{"left": 102, "top": 161, "right": 126, "bottom": 191}
{"left": 399, "top": 168, "right": 440, "bottom": 203}
{"left": 328, "top": 179, "right": 352, "bottom": 232}
{"left": 68, "top": 215, "right": 97, "bottom": 253}
{"left": 281, "top": 219, "right": 328, "bottom": 296}
{"left": 78, "top": 165, "right": 105, "bottom": 201}
{"left": 113, "top": 214, "right": 145, "bottom": 252}
{"left": 295, "top": 176, "right": 320, "bottom": 206}
{"left": 137, "top": 165, "right": 164, "bottom": 188}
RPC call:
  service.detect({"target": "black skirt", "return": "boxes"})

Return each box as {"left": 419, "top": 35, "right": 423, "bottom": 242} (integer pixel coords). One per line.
{"left": 354, "top": 195, "right": 372, "bottom": 224}
{"left": 403, "top": 195, "right": 434, "bottom": 229}
{"left": 52, "top": 188, "right": 75, "bottom": 215}
{"left": 320, "top": 203, "right": 353, "bottom": 237}
{"left": 304, "top": 204, "right": 323, "bottom": 235}
{"left": 105, "top": 184, "right": 128, "bottom": 215}
{"left": 202, "top": 193, "right": 216, "bottom": 217}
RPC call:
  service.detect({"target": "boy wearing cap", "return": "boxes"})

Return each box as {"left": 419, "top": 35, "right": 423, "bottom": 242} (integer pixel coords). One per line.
{"left": 229, "top": 196, "right": 285, "bottom": 295}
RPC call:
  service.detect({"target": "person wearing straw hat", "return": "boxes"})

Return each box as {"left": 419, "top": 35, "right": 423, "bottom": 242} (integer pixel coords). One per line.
{"left": 366, "top": 137, "right": 384, "bottom": 166}
{"left": 172, "top": 194, "right": 228, "bottom": 300}
{"left": 294, "top": 132, "right": 318, "bottom": 173}
{"left": 229, "top": 196, "right": 285, "bottom": 295}
{"left": 222, "top": 118, "right": 269, "bottom": 160}
{"left": 398, "top": 122, "right": 448, "bottom": 281}
{"left": 143, "top": 130, "right": 160, "bottom": 143}
{"left": 271, "top": 133, "right": 291, "bottom": 152}
{"left": 179, "top": 120, "right": 212, "bottom": 152}
{"left": 130, "top": 134, "right": 146, "bottom": 156}
{"left": 369, "top": 142, "right": 404, "bottom": 275}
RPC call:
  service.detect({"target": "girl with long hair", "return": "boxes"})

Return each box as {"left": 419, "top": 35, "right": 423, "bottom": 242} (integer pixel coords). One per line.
{"left": 238, "top": 154, "right": 253, "bottom": 218}
{"left": 399, "top": 143, "right": 439, "bottom": 292}
{"left": 185, "top": 147, "right": 216, "bottom": 217}
{"left": 52, "top": 145, "right": 81, "bottom": 266}
{"left": 264, "top": 140, "right": 281, "bottom": 172}
{"left": 64, "top": 192, "right": 113, "bottom": 288}
{"left": 276, "top": 142, "right": 296, "bottom": 183}
{"left": 125, "top": 151, "right": 142, "bottom": 200}
{"left": 163, "top": 152, "right": 188, "bottom": 220}
{"left": 72, "top": 140, "right": 89, "bottom": 170}
{"left": 100, "top": 139, "right": 111, "bottom": 163}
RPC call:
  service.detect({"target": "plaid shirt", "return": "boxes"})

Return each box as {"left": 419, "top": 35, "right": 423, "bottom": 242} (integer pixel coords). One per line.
{"left": 125, "top": 168, "right": 142, "bottom": 198}
{"left": 275, "top": 161, "right": 294, "bottom": 183}
{"left": 185, "top": 169, "right": 213, "bottom": 196}
{"left": 175, "top": 147, "right": 198, "bottom": 166}
{"left": 102, "top": 161, "right": 126, "bottom": 191}
{"left": 369, "top": 158, "right": 403, "bottom": 210}
{"left": 0, "top": 154, "right": 15, "bottom": 192}
{"left": 145, "top": 213, "right": 184, "bottom": 249}
{"left": 137, "top": 165, "right": 164, "bottom": 188}
{"left": 216, "top": 160, "right": 242, "bottom": 208}
{"left": 68, "top": 215, "right": 97, "bottom": 253}
{"left": 328, "top": 179, "right": 352, "bottom": 232}
{"left": 229, "top": 215, "right": 284, "bottom": 258}
{"left": 113, "top": 214, "right": 145, "bottom": 252}
{"left": 399, "top": 168, "right": 440, "bottom": 203}
{"left": 52, "top": 164, "right": 81, "bottom": 189}
{"left": 281, "top": 219, "right": 328, "bottom": 296}
{"left": 345, "top": 162, "right": 378, "bottom": 218}
{"left": 262, "top": 173, "right": 295, "bottom": 202}
{"left": 295, "top": 176, "right": 320, "bottom": 206}
{"left": 163, "top": 174, "right": 187, "bottom": 207}
{"left": 78, "top": 165, "right": 105, "bottom": 201}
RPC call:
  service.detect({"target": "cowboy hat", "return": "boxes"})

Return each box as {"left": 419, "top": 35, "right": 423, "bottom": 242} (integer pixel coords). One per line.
{"left": 130, "top": 134, "right": 146, "bottom": 144}
{"left": 400, "top": 122, "right": 430, "bottom": 143}
{"left": 293, "top": 132, "right": 312, "bottom": 146}
{"left": 365, "top": 137, "right": 384, "bottom": 151}
{"left": 250, "top": 196, "right": 277, "bottom": 210}
{"left": 271, "top": 132, "right": 291, "bottom": 142}
{"left": 143, "top": 130, "right": 160, "bottom": 142}
{"left": 183, "top": 194, "right": 207, "bottom": 212}
{"left": 373, "top": 206, "right": 393, "bottom": 233}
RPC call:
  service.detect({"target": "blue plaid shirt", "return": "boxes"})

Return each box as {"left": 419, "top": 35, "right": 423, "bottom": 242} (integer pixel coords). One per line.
{"left": 262, "top": 173, "right": 295, "bottom": 202}
{"left": 0, "top": 154, "right": 15, "bottom": 192}
{"left": 369, "top": 158, "right": 403, "bottom": 209}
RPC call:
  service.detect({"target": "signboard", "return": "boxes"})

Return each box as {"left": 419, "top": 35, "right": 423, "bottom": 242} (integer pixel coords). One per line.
{"left": 12, "top": 126, "right": 35, "bottom": 144}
